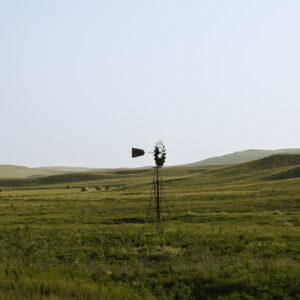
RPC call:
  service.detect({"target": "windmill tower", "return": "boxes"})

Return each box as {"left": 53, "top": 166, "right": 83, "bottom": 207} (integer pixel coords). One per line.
{"left": 132, "top": 140, "right": 169, "bottom": 221}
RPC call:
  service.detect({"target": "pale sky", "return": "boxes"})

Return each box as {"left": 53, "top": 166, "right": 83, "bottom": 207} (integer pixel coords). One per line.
{"left": 1, "top": 1, "right": 300, "bottom": 168}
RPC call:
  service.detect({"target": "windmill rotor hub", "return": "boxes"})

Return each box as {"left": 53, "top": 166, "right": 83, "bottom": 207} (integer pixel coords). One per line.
{"left": 154, "top": 140, "right": 166, "bottom": 167}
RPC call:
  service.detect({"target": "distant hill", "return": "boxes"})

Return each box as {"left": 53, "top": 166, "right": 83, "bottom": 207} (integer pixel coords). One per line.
{"left": 0, "top": 165, "right": 67, "bottom": 178}
{"left": 0, "top": 165, "right": 108, "bottom": 179}
{"left": 2, "top": 148, "right": 300, "bottom": 179}
{"left": 209, "top": 154, "right": 300, "bottom": 177}
{"left": 185, "top": 149, "right": 300, "bottom": 166}
{"left": 0, "top": 163, "right": 152, "bottom": 179}
{"left": 2, "top": 153, "right": 300, "bottom": 187}
{"left": 242, "top": 153, "right": 300, "bottom": 170}
{"left": 38, "top": 166, "right": 95, "bottom": 172}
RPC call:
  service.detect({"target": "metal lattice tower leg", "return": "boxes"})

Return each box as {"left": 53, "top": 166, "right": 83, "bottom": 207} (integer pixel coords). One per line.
{"left": 146, "top": 167, "right": 170, "bottom": 221}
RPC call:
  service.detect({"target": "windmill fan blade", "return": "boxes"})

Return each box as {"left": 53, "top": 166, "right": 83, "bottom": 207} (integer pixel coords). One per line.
{"left": 132, "top": 148, "right": 145, "bottom": 158}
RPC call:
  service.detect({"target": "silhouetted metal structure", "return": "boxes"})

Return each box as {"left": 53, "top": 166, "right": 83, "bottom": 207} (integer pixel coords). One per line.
{"left": 132, "top": 148, "right": 145, "bottom": 158}
{"left": 131, "top": 140, "right": 169, "bottom": 221}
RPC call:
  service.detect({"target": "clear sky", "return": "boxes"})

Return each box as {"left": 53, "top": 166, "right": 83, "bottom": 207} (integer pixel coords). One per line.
{"left": 1, "top": 1, "right": 300, "bottom": 168}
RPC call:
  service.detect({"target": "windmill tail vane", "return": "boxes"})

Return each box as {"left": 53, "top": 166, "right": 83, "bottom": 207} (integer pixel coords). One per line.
{"left": 132, "top": 148, "right": 145, "bottom": 158}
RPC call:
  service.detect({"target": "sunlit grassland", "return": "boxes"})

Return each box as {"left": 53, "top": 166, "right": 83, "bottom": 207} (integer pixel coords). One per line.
{"left": 0, "top": 157, "right": 299, "bottom": 299}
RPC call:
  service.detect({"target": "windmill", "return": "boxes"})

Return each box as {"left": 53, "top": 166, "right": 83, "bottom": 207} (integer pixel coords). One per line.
{"left": 132, "top": 140, "right": 169, "bottom": 221}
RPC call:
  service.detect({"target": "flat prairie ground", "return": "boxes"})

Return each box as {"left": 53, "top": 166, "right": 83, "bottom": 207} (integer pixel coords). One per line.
{"left": 0, "top": 156, "right": 299, "bottom": 299}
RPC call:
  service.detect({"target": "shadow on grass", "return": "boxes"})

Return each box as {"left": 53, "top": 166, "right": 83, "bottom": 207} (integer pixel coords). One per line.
{"left": 102, "top": 217, "right": 171, "bottom": 224}
{"left": 102, "top": 217, "right": 146, "bottom": 224}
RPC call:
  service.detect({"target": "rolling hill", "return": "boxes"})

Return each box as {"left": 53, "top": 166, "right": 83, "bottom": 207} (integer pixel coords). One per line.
{"left": 2, "top": 148, "right": 300, "bottom": 179}
{"left": 38, "top": 166, "right": 95, "bottom": 172}
{"left": 184, "top": 148, "right": 300, "bottom": 166}
{"left": 0, "top": 164, "right": 68, "bottom": 179}
{"left": 2, "top": 154, "right": 300, "bottom": 187}
{"left": 0, "top": 165, "right": 134, "bottom": 179}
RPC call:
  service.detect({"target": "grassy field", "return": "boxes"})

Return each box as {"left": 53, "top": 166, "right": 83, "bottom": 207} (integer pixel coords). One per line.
{"left": 0, "top": 155, "right": 299, "bottom": 299}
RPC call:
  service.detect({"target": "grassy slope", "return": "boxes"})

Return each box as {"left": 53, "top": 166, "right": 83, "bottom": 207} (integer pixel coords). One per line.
{"left": 0, "top": 165, "right": 142, "bottom": 179}
{"left": 0, "top": 154, "right": 299, "bottom": 299}
{"left": 0, "top": 165, "right": 68, "bottom": 179}
{"left": 185, "top": 148, "right": 300, "bottom": 166}
{"left": 3, "top": 148, "right": 300, "bottom": 179}
{"left": 2, "top": 154, "right": 300, "bottom": 188}
{"left": 38, "top": 166, "right": 95, "bottom": 172}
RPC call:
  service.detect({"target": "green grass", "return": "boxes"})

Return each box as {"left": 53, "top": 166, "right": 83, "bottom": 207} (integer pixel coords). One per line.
{"left": 185, "top": 148, "right": 300, "bottom": 166}
{"left": 0, "top": 155, "right": 299, "bottom": 299}
{"left": 0, "top": 165, "right": 68, "bottom": 179}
